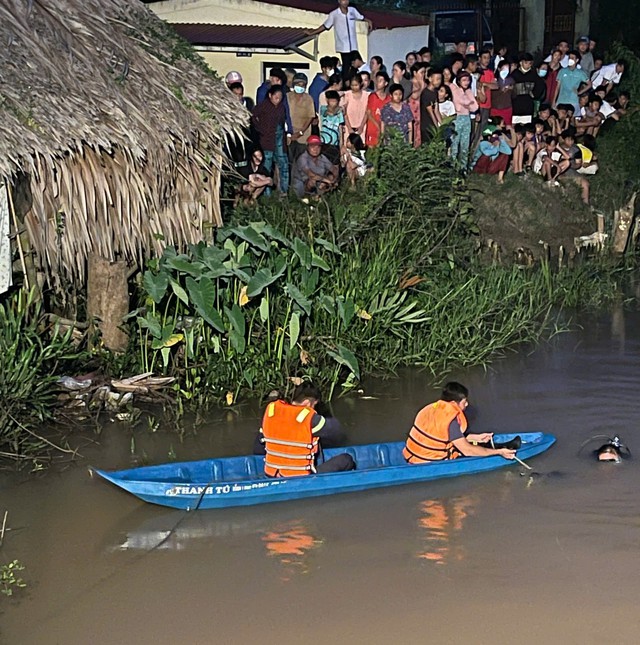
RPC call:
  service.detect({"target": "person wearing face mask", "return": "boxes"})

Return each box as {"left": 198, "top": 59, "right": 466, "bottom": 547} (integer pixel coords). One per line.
{"left": 309, "top": 57, "right": 336, "bottom": 111}
{"left": 536, "top": 62, "right": 550, "bottom": 106}
{"left": 510, "top": 53, "right": 547, "bottom": 124}
{"left": 490, "top": 60, "right": 514, "bottom": 125}
{"left": 553, "top": 51, "right": 590, "bottom": 113}
{"left": 287, "top": 73, "right": 318, "bottom": 164}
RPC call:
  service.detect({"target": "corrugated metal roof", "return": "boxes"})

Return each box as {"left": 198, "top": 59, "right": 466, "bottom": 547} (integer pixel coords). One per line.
{"left": 172, "top": 23, "right": 314, "bottom": 48}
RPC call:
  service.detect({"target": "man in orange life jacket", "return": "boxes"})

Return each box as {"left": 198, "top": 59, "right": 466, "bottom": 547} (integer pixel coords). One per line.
{"left": 257, "top": 382, "right": 355, "bottom": 477}
{"left": 403, "top": 382, "right": 517, "bottom": 464}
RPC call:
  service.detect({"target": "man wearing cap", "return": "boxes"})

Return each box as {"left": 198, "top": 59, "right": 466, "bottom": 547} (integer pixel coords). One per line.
{"left": 577, "top": 37, "right": 595, "bottom": 77}
{"left": 309, "top": 0, "right": 372, "bottom": 84}
{"left": 287, "top": 73, "right": 317, "bottom": 163}
{"left": 292, "top": 135, "right": 338, "bottom": 199}
{"left": 225, "top": 71, "right": 243, "bottom": 88}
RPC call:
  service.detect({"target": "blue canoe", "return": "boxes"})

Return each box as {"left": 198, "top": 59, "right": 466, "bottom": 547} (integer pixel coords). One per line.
{"left": 94, "top": 433, "right": 555, "bottom": 510}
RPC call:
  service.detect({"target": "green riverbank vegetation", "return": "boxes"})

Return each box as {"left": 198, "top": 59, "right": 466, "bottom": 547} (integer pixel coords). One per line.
{"left": 0, "top": 123, "right": 630, "bottom": 466}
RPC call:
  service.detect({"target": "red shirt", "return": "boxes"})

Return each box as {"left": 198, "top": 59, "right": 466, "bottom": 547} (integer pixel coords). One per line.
{"left": 366, "top": 92, "right": 391, "bottom": 146}
{"left": 478, "top": 68, "right": 495, "bottom": 109}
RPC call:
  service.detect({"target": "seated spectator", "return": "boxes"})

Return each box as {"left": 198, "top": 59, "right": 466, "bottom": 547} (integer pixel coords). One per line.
{"left": 591, "top": 59, "right": 626, "bottom": 95}
{"left": 533, "top": 135, "right": 568, "bottom": 186}
{"left": 557, "top": 129, "right": 590, "bottom": 205}
{"left": 610, "top": 91, "right": 633, "bottom": 120}
{"left": 341, "top": 133, "right": 370, "bottom": 187}
{"left": 537, "top": 103, "right": 557, "bottom": 133}
{"left": 319, "top": 90, "right": 345, "bottom": 165}
{"left": 553, "top": 103, "right": 574, "bottom": 135}
{"left": 292, "top": 135, "right": 339, "bottom": 198}
{"left": 380, "top": 83, "right": 414, "bottom": 144}
{"left": 577, "top": 134, "right": 599, "bottom": 175}
{"left": 576, "top": 94, "right": 604, "bottom": 136}
{"left": 472, "top": 131, "right": 513, "bottom": 184}
{"left": 237, "top": 148, "right": 273, "bottom": 204}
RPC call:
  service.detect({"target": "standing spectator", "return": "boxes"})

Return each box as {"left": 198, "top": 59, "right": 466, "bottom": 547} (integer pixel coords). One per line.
{"left": 369, "top": 55, "right": 385, "bottom": 77}
{"left": 287, "top": 73, "right": 317, "bottom": 163}
{"left": 406, "top": 51, "right": 418, "bottom": 69}
{"left": 365, "top": 71, "right": 390, "bottom": 147}
{"left": 292, "top": 135, "right": 339, "bottom": 198}
{"left": 419, "top": 47, "right": 432, "bottom": 65}
{"left": 408, "top": 64, "right": 427, "bottom": 147}
{"left": 229, "top": 82, "right": 254, "bottom": 112}
{"left": 545, "top": 40, "right": 570, "bottom": 67}
{"left": 545, "top": 49, "right": 563, "bottom": 103}
{"left": 591, "top": 60, "right": 626, "bottom": 96}
{"left": 510, "top": 53, "right": 546, "bottom": 124}
{"left": 309, "top": 56, "right": 336, "bottom": 110}
{"left": 342, "top": 74, "right": 370, "bottom": 139}
{"left": 492, "top": 45, "right": 508, "bottom": 71}
{"left": 437, "top": 85, "right": 456, "bottom": 118}
{"left": 345, "top": 51, "right": 366, "bottom": 84}
{"left": 553, "top": 51, "right": 590, "bottom": 112}
{"left": 256, "top": 67, "right": 287, "bottom": 105}
{"left": 319, "top": 90, "right": 345, "bottom": 164}
{"left": 251, "top": 86, "right": 289, "bottom": 196}
{"left": 490, "top": 59, "right": 514, "bottom": 125}
{"left": 576, "top": 37, "right": 595, "bottom": 77}
{"left": 318, "top": 73, "right": 344, "bottom": 108}
{"left": 380, "top": 84, "right": 414, "bottom": 144}
{"left": 391, "top": 61, "right": 413, "bottom": 99}
{"left": 473, "top": 49, "right": 498, "bottom": 148}
{"left": 448, "top": 71, "right": 479, "bottom": 169}
{"left": 310, "top": 0, "right": 371, "bottom": 84}
{"left": 420, "top": 67, "right": 443, "bottom": 142}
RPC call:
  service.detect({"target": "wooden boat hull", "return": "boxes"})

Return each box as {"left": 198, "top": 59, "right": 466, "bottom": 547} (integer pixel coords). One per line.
{"left": 93, "top": 433, "right": 556, "bottom": 510}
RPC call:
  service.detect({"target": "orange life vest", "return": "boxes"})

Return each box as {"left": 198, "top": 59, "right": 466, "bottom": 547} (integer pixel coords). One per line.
{"left": 261, "top": 400, "right": 319, "bottom": 477}
{"left": 403, "top": 400, "right": 468, "bottom": 464}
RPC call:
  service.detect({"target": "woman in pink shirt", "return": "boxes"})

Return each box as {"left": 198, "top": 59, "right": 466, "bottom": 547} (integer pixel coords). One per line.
{"left": 448, "top": 71, "right": 478, "bottom": 169}
{"left": 341, "top": 75, "right": 370, "bottom": 142}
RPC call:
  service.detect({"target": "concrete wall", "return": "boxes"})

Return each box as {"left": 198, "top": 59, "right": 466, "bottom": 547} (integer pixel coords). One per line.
{"left": 520, "top": 0, "right": 545, "bottom": 56}
{"left": 368, "top": 26, "right": 430, "bottom": 69}
{"left": 150, "top": 0, "right": 368, "bottom": 97}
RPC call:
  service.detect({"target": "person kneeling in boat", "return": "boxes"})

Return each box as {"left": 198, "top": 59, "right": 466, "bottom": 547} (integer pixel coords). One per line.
{"left": 403, "top": 382, "right": 517, "bottom": 464}
{"left": 258, "top": 382, "right": 355, "bottom": 477}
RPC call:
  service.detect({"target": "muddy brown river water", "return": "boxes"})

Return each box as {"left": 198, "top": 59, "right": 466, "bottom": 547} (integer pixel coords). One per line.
{"left": 3, "top": 309, "right": 640, "bottom": 644}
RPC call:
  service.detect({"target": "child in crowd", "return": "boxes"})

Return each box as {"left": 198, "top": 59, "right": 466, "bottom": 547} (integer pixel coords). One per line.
{"left": 380, "top": 84, "right": 414, "bottom": 144}
{"left": 319, "top": 90, "right": 345, "bottom": 165}
{"left": 341, "top": 133, "right": 370, "bottom": 187}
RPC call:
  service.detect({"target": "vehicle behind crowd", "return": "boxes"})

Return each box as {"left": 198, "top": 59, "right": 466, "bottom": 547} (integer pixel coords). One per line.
{"left": 223, "top": 4, "right": 631, "bottom": 215}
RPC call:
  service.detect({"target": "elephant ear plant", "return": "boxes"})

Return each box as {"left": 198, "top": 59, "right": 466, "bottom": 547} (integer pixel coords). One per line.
{"left": 132, "top": 222, "right": 359, "bottom": 410}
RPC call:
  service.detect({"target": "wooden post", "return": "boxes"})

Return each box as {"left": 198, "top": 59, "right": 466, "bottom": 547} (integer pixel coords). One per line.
{"left": 0, "top": 181, "right": 11, "bottom": 294}
{"left": 86, "top": 253, "right": 130, "bottom": 352}
{"left": 612, "top": 193, "right": 638, "bottom": 254}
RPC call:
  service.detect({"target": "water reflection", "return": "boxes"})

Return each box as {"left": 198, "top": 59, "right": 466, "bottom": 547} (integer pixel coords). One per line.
{"left": 416, "top": 495, "right": 477, "bottom": 565}
{"left": 261, "top": 521, "right": 323, "bottom": 581}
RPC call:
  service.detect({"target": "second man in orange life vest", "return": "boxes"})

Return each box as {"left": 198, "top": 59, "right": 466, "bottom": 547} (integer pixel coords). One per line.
{"left": 258, "top": 382, "right": 356, "bottom": 478}
{"left": 403, "top": 382, "right": 517, "bottom": 464}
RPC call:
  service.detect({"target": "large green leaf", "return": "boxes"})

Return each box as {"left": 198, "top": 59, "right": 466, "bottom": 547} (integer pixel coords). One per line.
{"left": 337, "top": 297, "right": 355, "bottom": 328}
{"left": 311, "top": 253, "right": 330, "bottom": 271}
{"left": 229, "top": 329, "right": 246, "bottom": 354}
{"left": 225, "top": 304, "right": 246, "bottom": 338}
{"left": 289, "top": 312, "right": 300, "bottom": 350}
{"left": 259, "top": 296, "right": 269, "bottom": 323}
{"left": 143, "top": 271, "right": 168, "bottom": 304}
{"left": 185, "top": 277, "right": 224, "bottom": 332}
{"left": 226, "top": 225, "right": 269, "bottom": 252}
{"left": 285, "top": 283, "right": 311, "bottom": 317}
{"left": 292, "top": 238, "right": 312, "bottom": 269}
{"left": 246, "top": 264, "right": 287, "bottom": 299}
{"left": 327, "top": 344, "right": 360, "bottom": 380}
{"left": 137, "top": 313, "right": 162, "bottom": 339}
{"left": 170, "top": 279, "right": 189, "bottom": 306}
{"left": 315, "top": 237, "right": 342, "bottom": 255}
{"left": 165, "top": 255, "right": 204, "bottom": 277}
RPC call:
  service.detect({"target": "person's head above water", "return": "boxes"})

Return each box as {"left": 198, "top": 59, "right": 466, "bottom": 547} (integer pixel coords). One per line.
{"left": 581, "top": 434, "right": 630, "bottom": 463}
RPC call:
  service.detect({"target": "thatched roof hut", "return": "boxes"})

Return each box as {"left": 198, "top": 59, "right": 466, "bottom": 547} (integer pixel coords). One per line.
{"left": 0, "top": 0, "right": 247, "bottom": 288}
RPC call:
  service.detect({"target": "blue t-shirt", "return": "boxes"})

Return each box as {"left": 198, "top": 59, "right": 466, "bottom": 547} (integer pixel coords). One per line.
{"left": 556, "top": 67, "right": 589, "bottom": 112}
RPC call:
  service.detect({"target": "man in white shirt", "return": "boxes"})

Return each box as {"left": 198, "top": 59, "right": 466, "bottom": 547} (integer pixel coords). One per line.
{"left": 310, "top": 0, "right": 370, "bottom": 83}
{"left": 544, "top": 40, "right": 570, "bottom": 68}
{"left": 591, "top": 60, "right": 626, "bottom": 94}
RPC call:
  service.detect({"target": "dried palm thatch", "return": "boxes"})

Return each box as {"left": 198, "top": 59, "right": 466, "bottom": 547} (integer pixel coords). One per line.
{"left": 0, "top": 0, "right": 248, "bottom": 287}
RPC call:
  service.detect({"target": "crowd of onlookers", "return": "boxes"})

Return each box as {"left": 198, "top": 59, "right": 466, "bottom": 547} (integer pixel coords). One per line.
{"left": 225, "top": 28, "right": 633, "bottom": 208}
